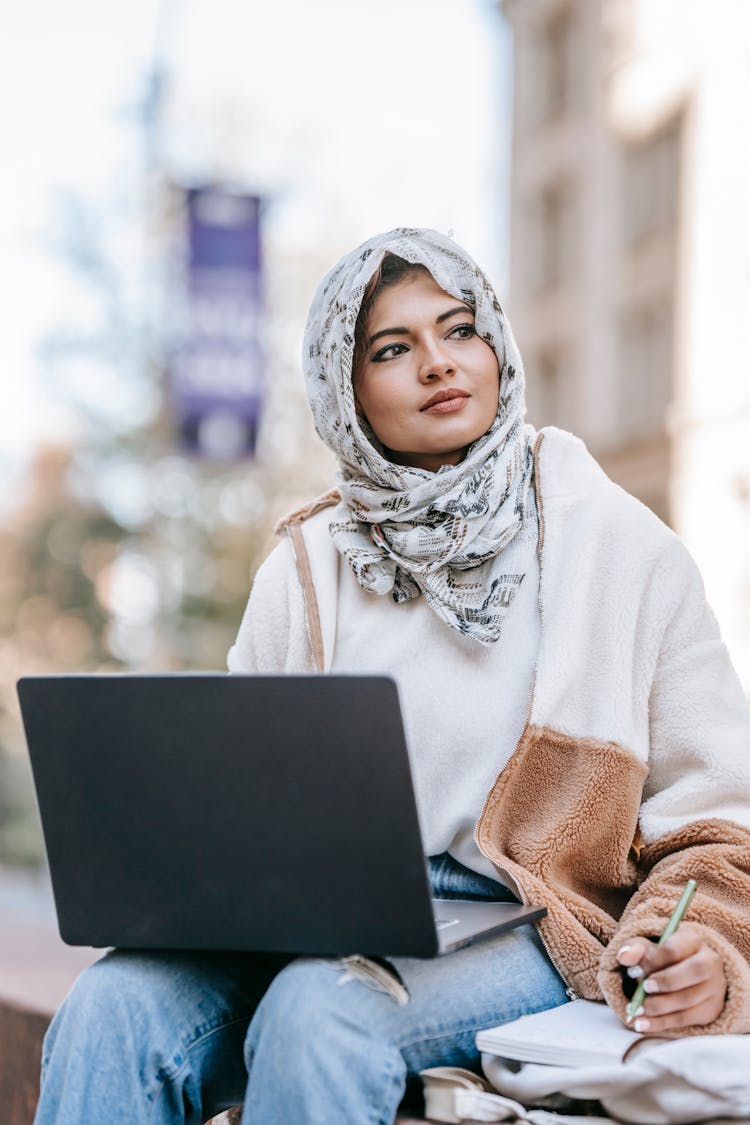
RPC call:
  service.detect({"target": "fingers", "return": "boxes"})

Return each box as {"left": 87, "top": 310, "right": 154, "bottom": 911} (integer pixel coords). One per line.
{"left": 616, "top": 934, "right": 727, "bottom": 1032}
{"left": 616, "top": 936, "right": 652, "bottom": 971}
{"left": 618, "top": 929, "right": 700, "bottom": 976}
{"left": 629, "top": 985, "right": 725, "bottom": 1033}
{"left": 638, "top": 943, "right": 717, "bottom": 995}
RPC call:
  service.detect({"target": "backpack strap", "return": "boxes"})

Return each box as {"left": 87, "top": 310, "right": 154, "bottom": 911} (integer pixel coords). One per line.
{"left": 275, "top": 489, "right": 340, "bottom": 674}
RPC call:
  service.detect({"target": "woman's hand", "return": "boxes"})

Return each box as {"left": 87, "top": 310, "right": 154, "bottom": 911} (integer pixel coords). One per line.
{"left": 616, "top": 931, "right": 727, "bottom": 1032}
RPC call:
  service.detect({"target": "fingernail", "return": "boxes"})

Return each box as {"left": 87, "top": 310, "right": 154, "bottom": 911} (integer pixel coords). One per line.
{"left": 617, "top": 944, "right": 633, "bottom": 958}
{"left": 634, "top": 1018, "right": 650, "bottom": 1032}
{"left": 626, "top": 965, "right": 644, "bottom": 979}
{"left": 643, "top": 978, "right": 659, "bottom": 993}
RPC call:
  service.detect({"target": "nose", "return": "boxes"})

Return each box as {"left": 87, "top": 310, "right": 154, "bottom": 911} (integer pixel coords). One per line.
{"left": 417, "top": 338, "right": 455, "bottom": 383}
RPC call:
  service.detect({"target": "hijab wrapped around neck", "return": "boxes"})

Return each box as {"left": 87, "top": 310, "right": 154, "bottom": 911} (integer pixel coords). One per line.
{"left": 302, "top": 227, "right": 537, "bottom": 645}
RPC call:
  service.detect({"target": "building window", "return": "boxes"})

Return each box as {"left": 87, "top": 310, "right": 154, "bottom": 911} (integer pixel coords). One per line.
{"left": 616, "top": 299, "right": 673, "bottom": 443}
{"left": 603, "top": 0, "right": 637, "bottom": 68}
{"left": 527, "top": 179, "right": 574, "bottom": 293}
{"left": 528, "top": 344, "right": 572, "bottom": 431}
{"left": 621, "top": 117, "right": 681, "bottom": 245}
{"left": 526, "top": 3, "right": 577, "bottom": 126}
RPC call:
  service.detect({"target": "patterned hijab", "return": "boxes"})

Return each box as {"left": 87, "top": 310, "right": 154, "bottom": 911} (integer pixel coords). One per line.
{"left": 302, "top": 227, "right": 536, "bottom": 645}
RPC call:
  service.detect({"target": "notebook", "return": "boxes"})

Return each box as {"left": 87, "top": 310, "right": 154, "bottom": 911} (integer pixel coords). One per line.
{"left": 476, "top": 999, "right": 641, "bottom": 1067}
{"left": 17, "top": 673, "right": 546, "bottom": 958}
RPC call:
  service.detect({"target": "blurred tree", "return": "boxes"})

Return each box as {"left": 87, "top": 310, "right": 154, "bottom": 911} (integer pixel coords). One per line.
{"left": 0, "top": 109, "right": 279, "bottom": 869}
{"left": 0, "top": 446, "right": 127, "bottom": 864}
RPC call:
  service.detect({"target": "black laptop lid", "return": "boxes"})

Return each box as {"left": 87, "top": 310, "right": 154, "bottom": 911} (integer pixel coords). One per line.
{"left": 17, "top": 674, "right": 439, "bottom": 956}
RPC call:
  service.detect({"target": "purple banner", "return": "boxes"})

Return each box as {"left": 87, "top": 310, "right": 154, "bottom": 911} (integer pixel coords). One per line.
{"left": 169, "top": 187, "right": 263, "bottom": 459}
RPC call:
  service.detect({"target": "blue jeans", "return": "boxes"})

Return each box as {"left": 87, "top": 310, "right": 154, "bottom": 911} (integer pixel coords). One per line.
{"left": 35, "top": 854, "right": 567, "bottom": 1124}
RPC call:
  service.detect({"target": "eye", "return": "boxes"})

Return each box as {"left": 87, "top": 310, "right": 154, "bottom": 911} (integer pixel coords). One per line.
{"left": 372, "top": 342, "right": 408, "bottom": 362}
{"left": 448, "top": 322, "right": 476, "bottom": 340}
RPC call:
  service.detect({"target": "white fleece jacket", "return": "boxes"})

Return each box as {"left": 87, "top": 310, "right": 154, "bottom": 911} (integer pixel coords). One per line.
{"left": 228, "top": 427, "right": 750, "bottom": 1032}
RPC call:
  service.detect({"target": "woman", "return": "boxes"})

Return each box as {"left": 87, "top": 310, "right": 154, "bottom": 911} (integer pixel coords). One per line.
{"left": 36, "top": 228, "right": 750, "bottom": 1124}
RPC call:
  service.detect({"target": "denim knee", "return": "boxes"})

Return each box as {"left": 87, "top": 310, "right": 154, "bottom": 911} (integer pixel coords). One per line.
{"left": 69, "top": 953, "right": 161, "bottom": 1016}
{"left": 246, "top": 959, "right": 338, "bottom": 1061}
{"left": 242, "top": 958, "right": 409, "bottom": 1124}
{"left": 44, "top": 952, "right": 185, "bottom": 1073}
{"left": 245, "top": 957, "right": 399, "bottom": 1068}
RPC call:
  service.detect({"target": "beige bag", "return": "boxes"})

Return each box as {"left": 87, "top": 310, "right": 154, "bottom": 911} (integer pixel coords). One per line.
{"left": 422, "top": 1034, "right": 750, "bottom": 1124}
{"left": 421, "top": 1066, "right": 606, "bottom": 1123}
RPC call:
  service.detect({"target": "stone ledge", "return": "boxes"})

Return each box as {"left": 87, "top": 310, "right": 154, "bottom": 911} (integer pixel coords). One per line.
{"left": 208, "top": 1113, "right": 425, "bottom": 1124}
{"left": 0, "top": 999, "right": 52, "bottom": 1125}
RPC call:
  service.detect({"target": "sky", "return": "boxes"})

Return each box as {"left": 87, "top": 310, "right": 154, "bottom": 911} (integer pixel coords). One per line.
{"left": 0, "top": 0, "right": 160, "bottom": 470}
{"left": 0, "top": 0, "right": 512, "bottom": 490}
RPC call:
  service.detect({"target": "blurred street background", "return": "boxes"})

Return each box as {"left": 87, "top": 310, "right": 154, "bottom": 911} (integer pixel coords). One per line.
{"left": 1, "top": 0, "right": 749, "bottom": 931}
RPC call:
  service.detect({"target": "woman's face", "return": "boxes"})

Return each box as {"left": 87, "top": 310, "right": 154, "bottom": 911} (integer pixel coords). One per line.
{"left": 353, "top": 271, "right": 500, "bottom": 472}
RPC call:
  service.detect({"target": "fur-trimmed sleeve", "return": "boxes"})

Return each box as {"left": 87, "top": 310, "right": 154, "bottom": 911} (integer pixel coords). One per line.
{"left": 598, "top": 542, "right": 750, "bottom": 1032}
{"left": 598, "top": 821, "right": 750, "bottom": 1032}
{"left": 226, "top": 535, "right": 310, "bottom": 674}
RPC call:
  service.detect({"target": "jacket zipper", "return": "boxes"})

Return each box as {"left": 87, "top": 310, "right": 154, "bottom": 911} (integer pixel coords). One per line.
{"left": 474, "top": 429, "right": 545, "bottom": 840}
{"left": 475, "top": 430, "right": 579, "bottom": 1002}
{"left": 491, "top": 859, "right": 578, "bottom": 1001}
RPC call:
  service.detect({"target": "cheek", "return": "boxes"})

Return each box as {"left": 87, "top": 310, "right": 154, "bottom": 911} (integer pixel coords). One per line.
{"left": 352, "top": 379, "right": 373, "bottom": 422}
{"left": 354, "top": 371, "right": 402, "bottom": 422}
{"left": 484, "top": 362, "right": 501, "bottom": 407}
{"left": 471, "top": 341, "right": 501, "bottom": 390}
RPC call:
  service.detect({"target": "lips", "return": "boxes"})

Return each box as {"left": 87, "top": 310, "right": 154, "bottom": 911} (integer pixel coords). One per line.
{"left": 419, "top": 388, "right": 470, "bottom": 412}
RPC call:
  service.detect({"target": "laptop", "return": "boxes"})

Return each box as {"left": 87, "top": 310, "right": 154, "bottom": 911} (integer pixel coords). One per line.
{"left": 17, "top": 674, "right": 545, "bottom": 957}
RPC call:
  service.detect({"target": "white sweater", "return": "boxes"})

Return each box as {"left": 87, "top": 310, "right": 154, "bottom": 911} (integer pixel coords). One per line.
{"left": 329, "top": 542, "right": 540, "bottom": 880}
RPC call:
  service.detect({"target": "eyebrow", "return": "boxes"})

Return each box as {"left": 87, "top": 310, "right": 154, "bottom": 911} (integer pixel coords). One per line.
{"left": 368, "top": 304, "right": 474, "bottom": 346}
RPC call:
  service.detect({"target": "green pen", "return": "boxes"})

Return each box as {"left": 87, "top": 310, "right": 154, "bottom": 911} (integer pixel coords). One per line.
{"left": 625, "top": 878, "right": 698, "bottom": 1023}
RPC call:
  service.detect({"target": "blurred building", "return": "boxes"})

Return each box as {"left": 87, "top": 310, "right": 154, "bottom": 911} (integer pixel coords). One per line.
{"left": 503, "top": 0, "right": 750, "bottom": 692}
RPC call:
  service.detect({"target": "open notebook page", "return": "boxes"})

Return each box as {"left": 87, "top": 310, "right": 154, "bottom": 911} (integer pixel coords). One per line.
{"left": 476, "top": 999, "right": 642, "bottom": 1067}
